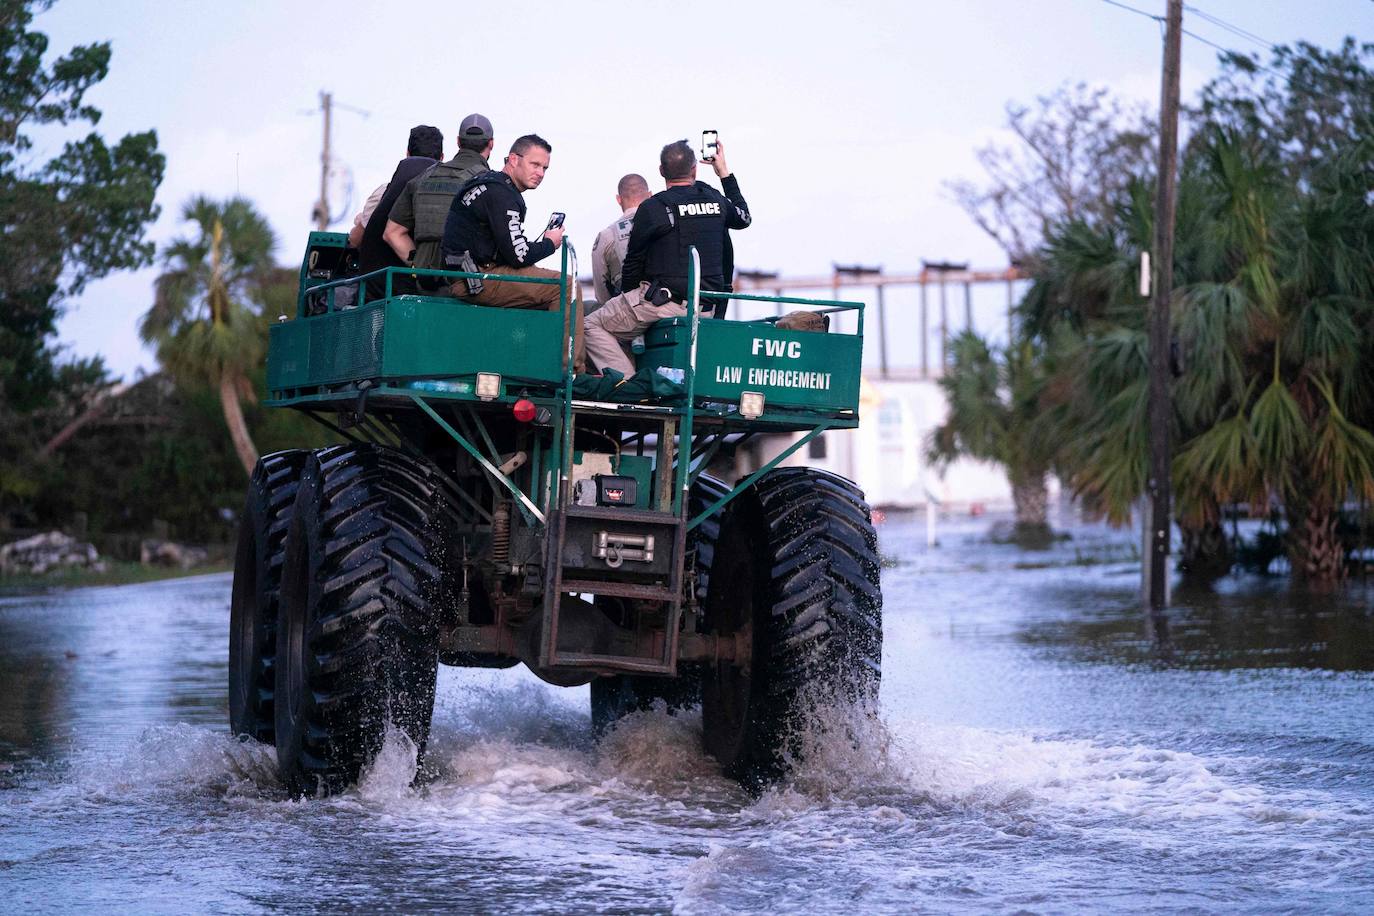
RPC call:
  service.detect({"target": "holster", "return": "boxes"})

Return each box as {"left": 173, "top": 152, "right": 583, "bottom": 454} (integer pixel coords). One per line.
{"left": 444, "top": 251, "right": 484, "bottom": 296}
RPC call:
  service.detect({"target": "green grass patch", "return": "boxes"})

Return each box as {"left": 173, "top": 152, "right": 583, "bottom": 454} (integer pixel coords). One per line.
{"left": 0, "top": 561, "right": 232, "bottom": 595}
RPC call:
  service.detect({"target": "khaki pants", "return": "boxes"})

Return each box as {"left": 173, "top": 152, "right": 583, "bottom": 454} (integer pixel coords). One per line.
{"left": 451, "top": 264, "right": 586, "bottom": 374}
{"left": 583, "top": 283, "right": 686, "bottom": 376}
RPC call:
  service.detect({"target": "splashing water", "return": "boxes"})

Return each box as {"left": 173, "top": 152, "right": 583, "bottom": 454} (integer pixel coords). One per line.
{"left": 1, "top": 519, "right": 1372, "bottom": 912}
{"left": 357, "top": 725, "right": 419, "bottom": 802}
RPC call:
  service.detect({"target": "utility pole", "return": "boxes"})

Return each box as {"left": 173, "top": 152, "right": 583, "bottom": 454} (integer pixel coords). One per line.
{"left": 1146, "top": 0, "right": 1183, "bottom": 619}
{"left": 314, "top": 90, "right": 332, "bottom": 231}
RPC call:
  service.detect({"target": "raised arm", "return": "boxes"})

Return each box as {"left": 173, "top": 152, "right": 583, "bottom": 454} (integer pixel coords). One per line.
{"left": 708, "top": 139, "right": 751, "bottom": 229}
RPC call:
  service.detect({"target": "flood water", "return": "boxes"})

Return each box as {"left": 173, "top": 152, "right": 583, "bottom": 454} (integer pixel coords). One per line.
{"left": 2, "top": 515, "right": 1372, "bottom": 913}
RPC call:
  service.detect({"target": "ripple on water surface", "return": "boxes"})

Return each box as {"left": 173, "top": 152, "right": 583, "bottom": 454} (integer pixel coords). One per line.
{"left": 3, "top": 677, "right": 1369, "bottom": 913}
{"left": 0, "top": 525, "right": 1372, "bottom": 912}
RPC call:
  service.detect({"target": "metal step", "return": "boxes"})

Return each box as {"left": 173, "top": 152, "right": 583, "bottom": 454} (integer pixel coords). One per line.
{"left": 538, "top": 410, "right": 692, "bottom": 675}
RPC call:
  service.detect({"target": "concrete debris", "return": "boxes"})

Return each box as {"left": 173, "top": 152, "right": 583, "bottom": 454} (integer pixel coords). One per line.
{"left": 0, "top": 531, "right": 106, "bottom": 576}
{"left": 140, "top": 539, "right": 209, "bottom": 570}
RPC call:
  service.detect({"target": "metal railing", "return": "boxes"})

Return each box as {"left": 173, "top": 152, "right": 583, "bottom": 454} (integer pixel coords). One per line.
{"left": 290, "top": 243, "right": 869, "bottom": 534}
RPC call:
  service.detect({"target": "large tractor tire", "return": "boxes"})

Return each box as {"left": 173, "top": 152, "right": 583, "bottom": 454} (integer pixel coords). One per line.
{"left": 590, "top": 474, "right": 729, "bottom": 735}
{"left": 274, "top": 444, "right": 447, "bottom": 797}
{"left": 701, "top": 467, "right": 882, "bottom": 788}
{"left": 229, "top": 449, "right": 309, "bottom": 743}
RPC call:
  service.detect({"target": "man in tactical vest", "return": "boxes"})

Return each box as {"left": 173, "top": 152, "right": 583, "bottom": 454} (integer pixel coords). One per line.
{"left": 583, "top": 138, "right": 751, "bottom": 377}
{"left": 383, "top": 113, "right": 494, "bottom": 277}
{"left": 590, "top": 173, "right": 651, "bottom": 305}
{"left": 440, "top": 134, "right": 586, "bottom": 373}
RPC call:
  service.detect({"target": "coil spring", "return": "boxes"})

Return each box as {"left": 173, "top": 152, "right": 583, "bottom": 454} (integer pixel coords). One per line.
{"left": 491, "top": 500, "right": 511, "bottom": 568}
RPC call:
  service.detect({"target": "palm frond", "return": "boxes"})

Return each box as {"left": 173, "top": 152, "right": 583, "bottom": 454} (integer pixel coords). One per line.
{"left": 1174, "top": 413, "right": 1257, "bottom": 511}
{"left": 1309, "top": 376, "right": 1374, "bottom": 504}
{"left": 1249, "top": 379, "right": 1308, "bottom": 496}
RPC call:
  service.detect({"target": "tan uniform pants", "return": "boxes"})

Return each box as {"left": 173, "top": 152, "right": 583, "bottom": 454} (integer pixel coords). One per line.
{"left": 451, "top": 264, "right": 586, "bottom": 374}
{"left": 583, "top": 283, "right": 686, "bottom": 377}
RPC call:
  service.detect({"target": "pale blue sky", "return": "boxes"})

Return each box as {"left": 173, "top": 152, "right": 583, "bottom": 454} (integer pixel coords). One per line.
{"left": 36, "top": 0, "right": 1370, "bottom": 378}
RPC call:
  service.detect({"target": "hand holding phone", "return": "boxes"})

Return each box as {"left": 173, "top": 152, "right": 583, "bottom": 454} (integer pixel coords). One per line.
{"left": 701, "top": 130, "right": 718, "bottom": 163}
{"left": 703, "top": 135, "right": 729, "bottom": 178}
{"left": 544, "top": 212, "right": 566, "bottom": 233}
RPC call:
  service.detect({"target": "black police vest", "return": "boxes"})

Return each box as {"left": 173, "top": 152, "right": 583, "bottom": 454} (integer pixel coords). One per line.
{"left": 443, "top": 171, "right": 524, "bottom": 265}
{"left": 644, "top": 184, "right": 730, "bottom": 299}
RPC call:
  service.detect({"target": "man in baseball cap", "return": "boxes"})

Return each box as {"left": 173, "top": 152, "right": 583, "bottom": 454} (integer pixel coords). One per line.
{"left": 458, "top": 113, "right": 493, "bottom": 143}
{"left": 384, "top": 113, "right": 495, "bottom": 278}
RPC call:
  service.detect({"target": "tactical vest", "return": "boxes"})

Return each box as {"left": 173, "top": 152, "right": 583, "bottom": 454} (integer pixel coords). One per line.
{"left": 644, "top": 183, "right": 730, "bottom": 298}
{"left": 413, "top": 152, "right": 487, "bottom": 245}
{"left": 443, "top": 171, "right": 525, "bottom": 266}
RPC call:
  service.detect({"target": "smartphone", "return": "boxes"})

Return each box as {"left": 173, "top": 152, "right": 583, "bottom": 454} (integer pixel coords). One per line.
{"left": 701, "top": 130, "right": 718, "bottom": 163}
{"left": 544, "top": 212, "right": 566, "bottom": 233}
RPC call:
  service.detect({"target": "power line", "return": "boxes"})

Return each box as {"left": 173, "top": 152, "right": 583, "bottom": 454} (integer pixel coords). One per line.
{"left": 1182, "top": 27, "right": 1236, "bottom": 55}
{"left": 1103, "top": 0, "right": 1278, "bottom": 53}
{"left": 1099, "top": 0, "right": 1283, "bottom": 79}
{"left": 1184, "top": 5, "right": 1276, "bottom": 52}
{"left": 1181, "top": 27, "right": 1282, "bottom": 77}
{"left": 1104, "top": 0, "right": 1370, "bottom": 102}
{"left": 1099, "top": 0, "right": 1162, "bottom": 22}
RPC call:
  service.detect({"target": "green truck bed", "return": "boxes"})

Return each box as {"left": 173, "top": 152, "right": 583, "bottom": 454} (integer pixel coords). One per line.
{"left": 268, "top": 232, "right": 865, "bottom": 429}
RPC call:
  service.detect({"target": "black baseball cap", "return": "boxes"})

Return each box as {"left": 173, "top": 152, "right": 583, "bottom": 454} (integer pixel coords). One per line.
{"left": 459, "top": 113, "right": 493, "bottom": 142}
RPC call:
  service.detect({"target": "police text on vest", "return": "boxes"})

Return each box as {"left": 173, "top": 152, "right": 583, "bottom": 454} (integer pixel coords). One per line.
{"left": 677, "top": 202, "right": 721, "bottom": 217}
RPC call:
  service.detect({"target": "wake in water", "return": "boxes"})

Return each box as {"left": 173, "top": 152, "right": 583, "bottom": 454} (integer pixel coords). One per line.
{"left": 3, "top": 673, "right": 1368, "bottom": 915}
{"left": 62, "top": 723, "right": 281, "bottom": 800}
{"left": 11, "top": 670, "right": 1361, "bottom": 855}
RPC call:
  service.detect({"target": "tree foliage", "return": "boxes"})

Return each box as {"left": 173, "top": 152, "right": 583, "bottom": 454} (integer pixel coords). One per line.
{"left": 1195, "top": 38, "right": 1373, "bottom": 186}
{"left": 0, "top": 0, "right": 163, "bottom": 522}
{"left": 947, "top": 82, "right": 1155, "bottom": 263}
{"left": 1010, "top": 39, "right": 1374, "bottom": 583}
{"left": 0, "top": 2, "right": 339, "bottom": 543}
{"left": 139, "top": 196, "right": 279, "bottom": 476}
{"left": 927, "top": 331, "right": 1057, "bottom": 534}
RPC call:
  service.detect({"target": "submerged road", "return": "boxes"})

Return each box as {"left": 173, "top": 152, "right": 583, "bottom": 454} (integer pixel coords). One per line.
{"left": 1, "top": 515, "right": 1372, "bottom": 912}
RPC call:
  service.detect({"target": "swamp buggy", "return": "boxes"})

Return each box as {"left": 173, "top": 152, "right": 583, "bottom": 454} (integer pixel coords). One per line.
{"left": 229, "top": 234, "right": 883, "bottom": 795}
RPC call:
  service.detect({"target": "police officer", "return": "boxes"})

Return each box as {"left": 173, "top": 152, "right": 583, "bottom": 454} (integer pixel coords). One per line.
{"left": 584, "top": 138, "right": 751, "bottom": 377}
{"left": 590, "top": 173, "right": 651, "bottom": 304}
{"left": 440, "top": 133, "right": 585, "bottom": 373}
{"left": 383, "top": 113, "right": 494, "bottom": 276}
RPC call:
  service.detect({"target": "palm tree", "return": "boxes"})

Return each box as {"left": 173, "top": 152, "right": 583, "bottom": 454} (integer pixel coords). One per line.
{"left": 1025, "top": 129, "right": 1374, "bottom": 585}
{"left": 1172, "top": 131, "right": 1374, "bottom": 584}
{"left": 1020, "top": 164, "right": 1247, "bottom": 575}
{"left": 927, "top": 330, "right": 1056, "bottom": 542}
{"left": 139, "top": 197, "right": 277, "bottom": 477}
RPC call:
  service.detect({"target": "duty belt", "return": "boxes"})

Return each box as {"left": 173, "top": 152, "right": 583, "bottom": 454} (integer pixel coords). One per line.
{"left": 648, "top": 283, "right": 712, "bottom": 313}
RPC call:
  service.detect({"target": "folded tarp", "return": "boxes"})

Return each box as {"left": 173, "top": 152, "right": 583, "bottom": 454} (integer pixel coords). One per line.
{"left": 571, "top": 367, "right": 686, "bottom": 405}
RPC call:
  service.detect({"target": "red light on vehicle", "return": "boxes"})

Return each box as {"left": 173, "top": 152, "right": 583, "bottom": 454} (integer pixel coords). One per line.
{"left": 512, "top": 398, "right": 536, "bottom": 423}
